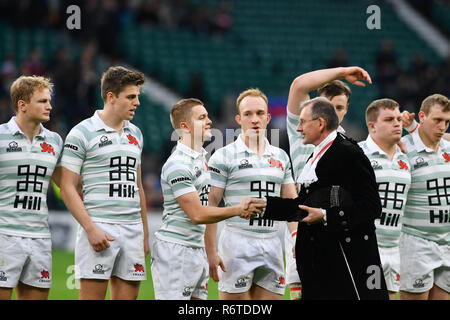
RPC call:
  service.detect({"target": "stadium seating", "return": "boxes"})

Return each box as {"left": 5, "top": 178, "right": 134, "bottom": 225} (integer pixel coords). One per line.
{"left": 119, "top": 0, "right": 442, "bottom": 132}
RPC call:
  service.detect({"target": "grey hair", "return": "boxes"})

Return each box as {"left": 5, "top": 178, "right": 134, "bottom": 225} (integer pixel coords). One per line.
{"left": 301, "top": 97, "right": 339, "bottom": 131}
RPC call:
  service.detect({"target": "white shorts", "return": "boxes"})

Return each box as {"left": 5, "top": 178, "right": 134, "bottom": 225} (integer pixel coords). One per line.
{"left": 284, "top": 225, "right": 301, "bottom": 285}
{"left": 218, "top": 227, "right": 285, "bottom": 295}
{"left": 378, "top": 246, "right": 400, "bottom": 292}
{"left": 75, "top": 222, "right": 147, "bottom": 281}
{"left": 0, "top": 233, "right": 52, "bottom": 288}
{"left": 399, "top": 233, "right": 450, "bottom": 293}
{"left": 151, "top": 238, "right": 209, "bottom": 300}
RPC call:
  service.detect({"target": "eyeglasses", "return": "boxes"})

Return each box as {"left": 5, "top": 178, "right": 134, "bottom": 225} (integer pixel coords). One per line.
{"left": 298, "top": 118, "right": 319, "bottom": 126}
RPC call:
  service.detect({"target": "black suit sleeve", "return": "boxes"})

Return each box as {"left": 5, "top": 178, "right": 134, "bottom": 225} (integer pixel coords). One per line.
{"left": 326, "top": 143, "right": 382, "bottom": 233}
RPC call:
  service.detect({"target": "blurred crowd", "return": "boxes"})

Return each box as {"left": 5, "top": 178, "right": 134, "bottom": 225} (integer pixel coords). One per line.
{"left": 0, "top": 0, "right": 449, "bottom": 211}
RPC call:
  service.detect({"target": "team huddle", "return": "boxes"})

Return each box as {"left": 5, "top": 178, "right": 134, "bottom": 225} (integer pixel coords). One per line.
{"left": 0, "top": 65, "right": 448, "bottom": 300}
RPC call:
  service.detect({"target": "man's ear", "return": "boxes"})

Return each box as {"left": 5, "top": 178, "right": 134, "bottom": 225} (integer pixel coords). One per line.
{"left": 235, "top": 114, "right": 241, "bottom": 126}
{"left": 418, "top": 111, "right": 426, "bottom": 124}
{"left": 179, "top": 121, "right": 189, "bottom": 131}
{"left": 367, "top": 121, "right": 376, "bottom": 132}
{"left": 17, "top": 99, "right": 27, "bottom": 112}
{"left": 266, "top": 113, "right": 272, "bottom": 124}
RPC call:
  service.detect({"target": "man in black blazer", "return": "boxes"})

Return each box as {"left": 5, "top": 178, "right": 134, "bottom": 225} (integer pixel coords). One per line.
{"left": 263, "top": 97, "right": 388, "bottom": 300}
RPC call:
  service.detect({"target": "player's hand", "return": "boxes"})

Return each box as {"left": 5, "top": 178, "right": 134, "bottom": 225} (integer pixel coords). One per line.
{"left": 239, "top": 197, "right": 266, "bottom": 219}
{"left": 86, "top": 225, "right": 115, "bottom": 252}
{"left": 207, "top": 253, "right": 226, "bottom": 282}
{"left": 401, "top": 110, "right": 415, "bottom": 128}
{"left": 298, "top": 205, "right": 325, "bottom": 225}
{"left": 397, "top": 140, "right": 407, "bottom": 154}
{"left": 341, "top": 66, "right": 372, "bottom": 87}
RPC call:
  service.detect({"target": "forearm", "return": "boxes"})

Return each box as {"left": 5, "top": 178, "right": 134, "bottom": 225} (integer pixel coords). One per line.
{"left": 139, "top": 188, "right": 149, "bottom": 237}
{"left": 204, "top": 223, "right": 218, "bottom": 256}
{"left": 288, "top": 67, "right": 344, "bottom": 114}
{"left": 192, "top": 205, "right": 240, "bottom": 224}
{"left": 60, "top": 184, "right": 95, "bottom": 232}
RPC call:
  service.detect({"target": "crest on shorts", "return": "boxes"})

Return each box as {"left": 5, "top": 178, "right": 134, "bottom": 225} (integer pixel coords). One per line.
{"left": 92, "top": 264, "right": 105, "bottom": 274}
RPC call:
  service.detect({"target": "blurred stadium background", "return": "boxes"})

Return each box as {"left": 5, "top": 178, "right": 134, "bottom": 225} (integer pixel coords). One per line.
{"left": 0, "top": 0, "right": 449, "bottom": 299}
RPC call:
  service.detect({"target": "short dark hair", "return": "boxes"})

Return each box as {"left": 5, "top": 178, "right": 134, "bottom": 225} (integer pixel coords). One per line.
{"left": 302, "top": 97, "right": 339, "bottom": 131}
{"left": 365, "top": 98, "right": 400, "bottom": 125}
{"left": 317, "top": 80, "right": 352, "bottom": 105}
{"left": 100, "top": 66, "right": 145, "bottom": 103}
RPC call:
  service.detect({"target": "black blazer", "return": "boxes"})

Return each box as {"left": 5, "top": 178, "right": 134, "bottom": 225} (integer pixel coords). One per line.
{"left": 264, "top": 133, "right": 388, "bottom": 300}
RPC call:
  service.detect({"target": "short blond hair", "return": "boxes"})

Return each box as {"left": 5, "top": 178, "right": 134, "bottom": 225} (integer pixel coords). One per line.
{"left": 10, "top": 75, "right": 53, "bottom": 113}
{"left": 170, "top": 98, "right": 204, "bottom": 129}
{"left": 236, "top": 88, "right": 268, "bottom": 114}
{"left": 420, "top": 94, "right": 450, "bottom": 115}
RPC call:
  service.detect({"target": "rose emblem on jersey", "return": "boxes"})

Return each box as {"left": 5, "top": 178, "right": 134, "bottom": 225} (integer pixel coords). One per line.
{"left": 40, "top": 142, "right": 55, "bottom": 155}
{"left": 442, "top": 152, "right": 450, "bottom": 163}
{"left": 127, "top": 134, "right": 140, "bottom": 147}
{"left": 397, "top": 160, "right": 408, "bottom": 170}
{"left": 268, "top": 158, "right": 284, "bottom": 171}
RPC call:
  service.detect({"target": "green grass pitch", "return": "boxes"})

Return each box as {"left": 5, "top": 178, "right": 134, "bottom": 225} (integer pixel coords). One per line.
{"left": 12, "top": 250, "right": 291, "bottom": 300}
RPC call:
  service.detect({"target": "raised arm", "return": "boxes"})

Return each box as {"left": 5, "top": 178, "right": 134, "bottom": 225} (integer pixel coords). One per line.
{"left": 287, "top": 67, "right": 372, "bottom": 115}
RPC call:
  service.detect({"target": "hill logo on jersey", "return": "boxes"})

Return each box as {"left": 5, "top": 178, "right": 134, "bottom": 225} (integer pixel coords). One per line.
{"left": 0, "top": 271, "right": 7, "bottom": 282}
{"left": 268, "top": 158, "right": 284, "bottom": 171}
{"left": 6, "top": 141, "right": 22, "bottom": 152}
{"left": 14, "top": 165, "right": 47, "bottom": 211}
{"left": 127, "top": 134, "right": 140, "bottom": 148}
{"left": 397, "top": 160, "right": 408, "bottom": 170}
{"left": 40, "top": 142, "right": 55, "bottom": 155}
{"left": 109, "top": 156, "right": 136, "bottom": 198}
{"left": 99, "top": 135, "right": 113, "bottom": 148}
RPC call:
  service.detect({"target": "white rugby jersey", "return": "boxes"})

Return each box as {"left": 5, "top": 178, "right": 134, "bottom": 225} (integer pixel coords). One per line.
{"left": 401, "top": 129, "right": 450, "bottom": 244}
{"left": 60, "top": 110, "right": 143, "bottom": 224}
{"left": 156, "top": 141, "right": 210, "bottom": 248}
{"left": 208, "top": 135, "right": 294, "bottom": 236}
{"left": 0, "top": 117, "right": 63, "bottom": 238}
{"left": 286, "top": 110, "right": 313, "bottom": 181}
{"left": 359, "top": 136, "right": 411, "bottom": 247}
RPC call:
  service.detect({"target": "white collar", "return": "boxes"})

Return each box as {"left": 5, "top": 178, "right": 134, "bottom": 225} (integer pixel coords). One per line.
{"left": 313, "top": 130, "right": 337, "bottom": 156}
{"left": 235, "top": 134, "right": 274, "bottom": 156}
{"left": 7, "top": 116, "right": 46, "bottom": 138}
{"left": 91, "top": 110, "right": 131, "bottom": 132}
{"left": 411, "top": 127, "right": 446, "bottom": 153}
{"left": 365, "top": 135, "right": 402, "bottom": 158}
{"left": 176, "top": 140, "right": 207, "bottom": 159}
